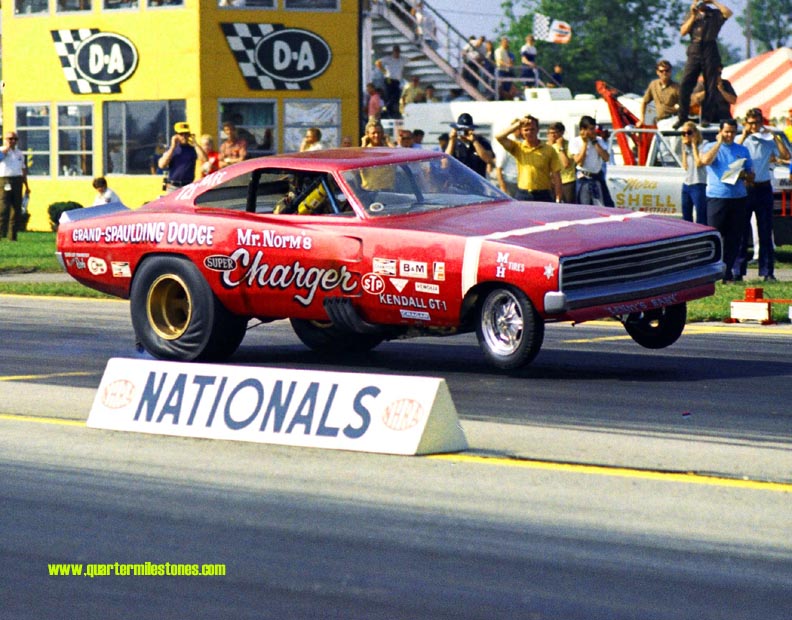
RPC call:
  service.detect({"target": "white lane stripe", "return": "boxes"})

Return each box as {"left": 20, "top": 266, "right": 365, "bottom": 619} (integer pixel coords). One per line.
{"left": 460, "top": 212, "right": 651, "bottom": 295}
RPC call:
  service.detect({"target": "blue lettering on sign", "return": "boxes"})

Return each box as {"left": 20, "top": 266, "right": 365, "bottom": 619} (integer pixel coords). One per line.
{"left": 224, "top": 378, "right": 264, "bottom": 430}
{"left": 132, "top": 371, "right": 373, "bottom": 439}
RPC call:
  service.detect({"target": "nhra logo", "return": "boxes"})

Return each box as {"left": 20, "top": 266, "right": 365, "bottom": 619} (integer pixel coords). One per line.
{"left": 221, "top": 23, "right": 332, "bottom": 91}
{"left": 51, "top": 29, "right": 139, "bottom": 94}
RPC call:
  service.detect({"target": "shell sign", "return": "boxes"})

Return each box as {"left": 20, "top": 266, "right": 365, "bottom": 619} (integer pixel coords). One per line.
{"left": 221, "top": 23, "right": 332, "bottom": 91}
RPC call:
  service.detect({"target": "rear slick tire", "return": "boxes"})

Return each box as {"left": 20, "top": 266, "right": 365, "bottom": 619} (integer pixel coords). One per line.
{"left": 130, "top": 256, "right": 246, "bottom": 362}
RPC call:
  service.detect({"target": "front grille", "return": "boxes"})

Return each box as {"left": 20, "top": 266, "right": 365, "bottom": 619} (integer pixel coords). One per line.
{"left": 559, "top": 233, "right": 722, "bottom": 292}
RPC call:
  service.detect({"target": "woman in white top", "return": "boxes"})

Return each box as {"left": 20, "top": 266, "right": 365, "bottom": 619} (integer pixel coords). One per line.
{"left": 680, "top": 121, "right": 707, "bottom": 223}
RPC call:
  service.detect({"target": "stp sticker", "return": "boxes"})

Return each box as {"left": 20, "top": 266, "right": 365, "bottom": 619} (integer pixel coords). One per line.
{"left": 361, "top": 273, "right": 386, "bottom": 295}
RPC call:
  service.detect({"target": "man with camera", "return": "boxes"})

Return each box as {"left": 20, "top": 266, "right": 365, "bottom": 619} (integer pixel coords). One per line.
{"left": 446, "top": 113, "right": 495, "bottom": 178}
{"left": 158, "top": 121, "right": 207, "bottom": 193}
{"left": 674, "top": 0, "right": 733, "bottom": 129}
{"left": 569, "top": 116, "right": 611, "bottom": 205}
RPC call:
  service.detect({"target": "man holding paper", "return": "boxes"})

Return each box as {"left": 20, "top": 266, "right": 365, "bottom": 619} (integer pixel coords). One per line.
{"left": 699, "top": 118, "right": 753, "bottom": 283}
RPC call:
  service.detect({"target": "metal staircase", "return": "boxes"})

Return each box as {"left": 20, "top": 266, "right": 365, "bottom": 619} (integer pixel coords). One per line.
{"left": 363, "top": 0, "right": 487, "bottom": 104}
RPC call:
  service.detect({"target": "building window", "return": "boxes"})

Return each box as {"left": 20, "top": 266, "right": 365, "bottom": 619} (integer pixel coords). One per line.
{"left": 104, "top": 0, "right": 139, "bottom": 9}
{"left": 15, "top": 105, "right": 51, "bottom": 177}
{"left": 15, "top": 0, "right": 49, "bottom": 15}
{"left": 219, "top": 100, "right": 276, "bottom": 158}
{"left": 147, "top": 0, "right": 184, "bottom": 7}
{"left": 218, "top": 0, "right": 274, "bottom": 8}
{"left": 103, "top": 100, "right": 186, "bottom": 175}
{"left": 283, "top": 100, "right": 341, "bottom": 152}
{"left": 58, "top": 104, "right": 94, "bottom": 177}
{"left": 284, "top": 0, "right": 338, "bottom": 9}
{"left": 57, "top": 0, "right": 92, "bottom": 11}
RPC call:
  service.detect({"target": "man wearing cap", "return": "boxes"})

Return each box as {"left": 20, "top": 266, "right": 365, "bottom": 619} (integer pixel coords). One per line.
{"left": 0, "top": 131, "right": 30, "bottom": 241}
{"left": 446, "top": 113, "right": 494, "bottom": 177}
{"left": 158, "top": 121, "right": 207, "bottom": 193}
{"left": 496, "top": 116, "right": 562, "bottom": 203}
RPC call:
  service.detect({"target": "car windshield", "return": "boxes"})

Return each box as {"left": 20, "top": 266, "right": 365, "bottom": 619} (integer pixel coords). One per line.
{"left": 341, "top": 154, "right": 510, "bottom": 217}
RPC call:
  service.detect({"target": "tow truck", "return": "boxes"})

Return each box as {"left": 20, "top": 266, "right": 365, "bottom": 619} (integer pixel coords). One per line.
{"left": 597, "top": 81, "right": 792, "bottom": 218}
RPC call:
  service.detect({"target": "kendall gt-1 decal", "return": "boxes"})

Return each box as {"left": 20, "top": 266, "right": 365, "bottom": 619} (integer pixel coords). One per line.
{"left": 88, "top": 358, "right": 468, "bottom": 455}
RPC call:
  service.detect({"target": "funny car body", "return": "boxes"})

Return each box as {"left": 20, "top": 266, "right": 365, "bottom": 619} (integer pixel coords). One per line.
{"left": 56, "top": 148, "right": 724, "bottom": 370}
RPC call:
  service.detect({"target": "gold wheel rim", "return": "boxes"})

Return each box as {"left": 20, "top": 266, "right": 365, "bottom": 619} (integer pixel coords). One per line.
{"left": 146, "top": 274, "right": 192, "bottom": 340}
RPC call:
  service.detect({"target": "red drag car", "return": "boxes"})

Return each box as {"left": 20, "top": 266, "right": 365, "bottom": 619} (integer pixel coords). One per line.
{"left": 56, "top": 148, "right": 723, "bottom": 370}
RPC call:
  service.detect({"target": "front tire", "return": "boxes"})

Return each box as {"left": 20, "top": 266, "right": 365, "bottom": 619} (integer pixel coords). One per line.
{"left": 623, "top": 302, "right": 687, "bottom": 349}
{"left": 130, "top": 256, "right": 247, "bottom": 361}
{"left": 290, "top": 318, "right": 383, "bottom": 353}
{"left": 476, "top": 287, "right": 544, "bottom": 370}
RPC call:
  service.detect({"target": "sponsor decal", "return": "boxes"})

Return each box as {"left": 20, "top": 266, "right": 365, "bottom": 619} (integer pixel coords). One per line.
{"left": 373, "top": 257, "right": 397, "bottom": 276}
{"left": 389, "top": 278, "right": 408, "bottom": 293}
{"left": 111, "top": 261, "right": 131, "bottom": 278}
{"left": 87, "top": 256, "right": 107, "bottom": 276}
{"left": 204, "top": 255, "right": 238, "bottom": 272}
{"left": 380, "top": 294, "right": 447, "bottom": 311}
{"left": 236, "top": 228, "right": 313, "bottom": 250}
{"left": 543, "top": 264, "right": 555, "bottom": 279}
{"left": 415, "top": 282, "right": 439, "bottom": 295}
{"left": 605, "top": 292, "right": 679, "bottom": 316}
{"left": 173, "top": 170, "right": 229, "bottom": 201}
{"left": 51, "top": 29, "right": 139, "bottom": 94}
{"left": 400, "top": 309, "right": 431, "bottom": 321}
{"left": 102, "top": 379, "right": 135, "bottom": 409}
{"left": 88, "top": 358, "right": 468, "bottom": 455}
{"left": 71, "top": 222, "right": 214, "bottom": 246}
{"left": 400, "top": 260, "right": 427, "bottom": 278}
{"left": 221, "top": 23, "right": 331, "bottom": 91}
{"left": 361, "top": 273, "right": 386, "bottom": 295}
{"left": 220, "top": 248, "right": 357, "bottom": 306}
{"left": 433, "top": 261, "right": 446, "bottom": 281}
{"left": 495, "top": 251, "right": 525, "bottom": 278}
{"left": 64, "top": 252, "right": 89, "bottom": 270}
{"left": 382, "top": 399, "right": 425, "bottom": 431}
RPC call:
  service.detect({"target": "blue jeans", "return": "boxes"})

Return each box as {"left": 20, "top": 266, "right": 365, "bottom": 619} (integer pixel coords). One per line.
{"left": 681, "top": 183, "right": 707, "bottom": 223}
{"left": 576, "top": 176, "right": 606, "bottom": 206}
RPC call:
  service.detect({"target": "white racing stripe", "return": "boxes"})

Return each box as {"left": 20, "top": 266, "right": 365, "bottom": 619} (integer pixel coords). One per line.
{"left": 460, "top": 212, "right": 652, "bottom": 295}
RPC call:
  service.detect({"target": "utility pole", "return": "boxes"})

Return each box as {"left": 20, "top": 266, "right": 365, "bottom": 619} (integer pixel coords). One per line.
{"left": 745, "top": 0, "right": 752, "bottom": 58}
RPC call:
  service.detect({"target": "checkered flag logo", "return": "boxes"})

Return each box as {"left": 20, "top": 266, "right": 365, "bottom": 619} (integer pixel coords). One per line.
{"left": 533, "top": 13, "right": 572, "bottom": 44}
{"left": 51, "top": 29, "right": 118, "bottom": 94}
{"left": 533, "top": 13, "right": 551, "bottom": 42}
{"left": 222, "top": 23, "right": 307, "bottom": 91}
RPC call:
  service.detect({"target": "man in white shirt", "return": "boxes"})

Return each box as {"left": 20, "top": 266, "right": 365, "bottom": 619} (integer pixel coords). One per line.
{"left": 0, "top": 131, "right": 31, "bottom": 241}
{"left": 569, "top": 116, "right": 611, "bottom": 205}
{"left": 375, "top": 46, "right": 406, "bottom": 119}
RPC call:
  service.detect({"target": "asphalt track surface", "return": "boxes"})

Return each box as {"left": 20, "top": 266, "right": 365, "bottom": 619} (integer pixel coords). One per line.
{"left": 2, "top": 295, "right": 792, "bottom": 619}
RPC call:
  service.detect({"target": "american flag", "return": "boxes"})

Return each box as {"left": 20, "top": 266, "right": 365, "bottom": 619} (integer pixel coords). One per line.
{"left": 533, "top": 13, "right": 572, "bottom": 44}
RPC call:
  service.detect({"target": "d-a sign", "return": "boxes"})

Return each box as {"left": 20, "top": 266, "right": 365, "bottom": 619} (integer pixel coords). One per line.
{"left": 88, "top": 358, "right": 468, "bottom": 455}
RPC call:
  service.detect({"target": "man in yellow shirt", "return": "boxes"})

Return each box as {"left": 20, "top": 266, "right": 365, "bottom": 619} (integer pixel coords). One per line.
{"left": 496, "top": 116, "right": 562, "bottom": 202}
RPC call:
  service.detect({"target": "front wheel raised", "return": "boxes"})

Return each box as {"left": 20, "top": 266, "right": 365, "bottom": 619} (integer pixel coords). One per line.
{"left": 130, "top": 256, "right": 246, "bottom": 361}
{"left": 476, "top": 287, "right": 544, "bottom": 370}
{"left": 622, "top": 302, "right": 687, "bottom": 349}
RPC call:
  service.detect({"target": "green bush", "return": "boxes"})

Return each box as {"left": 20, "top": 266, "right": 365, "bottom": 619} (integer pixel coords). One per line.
{"left": 48, "top": 201, "right": 83, "bottom": 231}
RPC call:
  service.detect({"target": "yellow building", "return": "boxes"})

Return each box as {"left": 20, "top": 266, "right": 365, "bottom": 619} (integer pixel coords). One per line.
{"left": 2, "top": 0, "right": 361, "bottom": 231}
